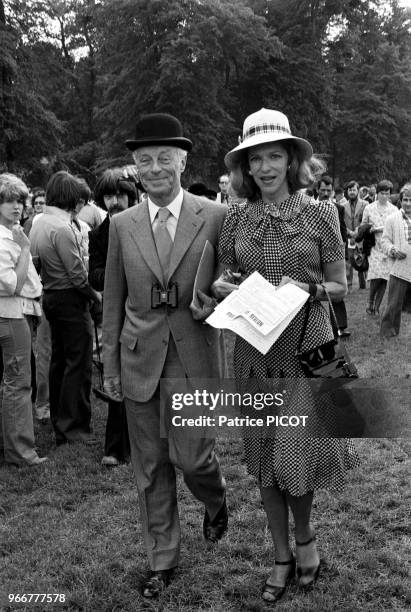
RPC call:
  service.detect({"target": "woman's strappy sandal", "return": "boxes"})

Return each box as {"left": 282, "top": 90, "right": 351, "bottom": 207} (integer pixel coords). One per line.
{"left": 296, "top": 535, "right": 321, "bottom": 588}
{"left": 262, "top": 556, "right": 296, "bottom": 604}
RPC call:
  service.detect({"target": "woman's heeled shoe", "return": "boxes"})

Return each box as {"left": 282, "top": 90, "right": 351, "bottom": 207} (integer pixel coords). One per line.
{"left": 262, "top": 556, "right": 296, "bottom": 603}
{"left": 296, "top": 536, "right": 320, "bottom": 589}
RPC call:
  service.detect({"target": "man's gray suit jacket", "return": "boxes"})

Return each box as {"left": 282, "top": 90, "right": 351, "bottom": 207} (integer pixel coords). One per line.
{"left": 102, "top": 191, "right": 227, "bottom": 402}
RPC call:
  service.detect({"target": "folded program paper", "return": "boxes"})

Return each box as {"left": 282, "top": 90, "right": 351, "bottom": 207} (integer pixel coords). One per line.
{"left": 190, "top": 240, "right": 216, "bottom": 310}
{"left": 206, "top": 271, "right": 309, "bottom": 355}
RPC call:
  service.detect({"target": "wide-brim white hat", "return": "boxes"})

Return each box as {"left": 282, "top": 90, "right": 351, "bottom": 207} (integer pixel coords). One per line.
{"left": 225, "top": 108, "right": 313, "bottom": 169}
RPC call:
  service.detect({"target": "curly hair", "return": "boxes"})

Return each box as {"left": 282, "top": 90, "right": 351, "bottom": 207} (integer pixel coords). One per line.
{"left": 399, "top": 183, "right": 411, "bottom": 200}
{"left": 376, "top": 179, "right": 393, "bottom": 193}
{"left": 0, "top": 173, "right": 29, "bottom": 205}
{"left": 32, "top": 189, "right": 46, "bottom": 208}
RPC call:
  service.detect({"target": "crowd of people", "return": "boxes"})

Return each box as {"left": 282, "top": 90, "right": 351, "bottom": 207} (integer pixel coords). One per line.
{"left": 0, "top": 108, "right": 409, "bottom": 604}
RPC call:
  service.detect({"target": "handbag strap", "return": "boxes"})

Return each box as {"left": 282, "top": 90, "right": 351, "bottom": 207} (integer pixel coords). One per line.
{"left": 296, "top": 299, "right": 311, "bottom": 353}
{"left": 296, "top": 285, "right": 339, "bottom": 354}
{"left": 321, "top": 284, "right": 340, "bottom": 339}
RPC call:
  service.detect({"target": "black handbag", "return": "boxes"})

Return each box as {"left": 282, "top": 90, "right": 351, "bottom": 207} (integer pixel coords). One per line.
{"left": 296, "top": 289, "right": 359, "bottom": 380}
{"left": 295, "top": 289, "right": 366, "bottom": 437}
{"left": 352, "top": 244, "right": 369, "bottom": 272}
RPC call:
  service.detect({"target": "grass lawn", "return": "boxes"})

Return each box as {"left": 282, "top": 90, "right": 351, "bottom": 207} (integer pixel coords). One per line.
{"left": 0, "top": 280, "right": 410, "bottom": 612}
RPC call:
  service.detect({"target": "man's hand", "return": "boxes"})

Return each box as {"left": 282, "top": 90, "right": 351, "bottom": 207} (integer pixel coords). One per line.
{"left": 93, "top": 291, "right": 102, "bottom": 305}
{"left": 103, "top": 376, "right": 123, "bottom": 402}
{"left": 90, "top": 299, "right": 103, "bottom": 325}
{"left": 391, "top": 247, "right": 407, "bottom": 260}
{"left": 190, "top": 290, "right": 218, "bottom": 321}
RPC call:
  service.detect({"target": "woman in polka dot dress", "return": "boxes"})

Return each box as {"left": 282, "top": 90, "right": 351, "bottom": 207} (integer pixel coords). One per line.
{"left": 212, "top": 108, "right": 359, "bottom": 604}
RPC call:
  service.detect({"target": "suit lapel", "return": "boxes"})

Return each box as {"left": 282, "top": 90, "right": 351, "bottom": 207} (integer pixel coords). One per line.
{"left": 128, "top": 202, "right": 163, "bottom": 284}
{"left": 168, "top": 192, "right": 204, "bottom": 281}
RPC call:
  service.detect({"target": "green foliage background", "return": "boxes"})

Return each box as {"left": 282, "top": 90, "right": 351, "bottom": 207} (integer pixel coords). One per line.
{"left": 1, "top": 0, "right": 411, "bottom": 190}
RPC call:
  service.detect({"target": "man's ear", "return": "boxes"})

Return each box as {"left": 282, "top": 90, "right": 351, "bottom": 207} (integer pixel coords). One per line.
{"left": 180, "top": 155, "right": 187, "bottom": 173}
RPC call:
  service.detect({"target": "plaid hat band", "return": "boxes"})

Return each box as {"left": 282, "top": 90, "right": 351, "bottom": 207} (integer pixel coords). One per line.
{"left": 243, "top": 122, "right": 291, "bottom": 142}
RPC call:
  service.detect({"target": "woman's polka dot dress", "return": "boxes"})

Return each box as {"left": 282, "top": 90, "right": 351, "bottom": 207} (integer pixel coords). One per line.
{"left": 218, "top": 193, "right": 360, "bottom": 495}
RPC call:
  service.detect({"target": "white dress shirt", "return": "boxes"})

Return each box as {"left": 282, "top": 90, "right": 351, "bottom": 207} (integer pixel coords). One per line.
{"left": 148, "top": 190, "right": 184, "bottom": 241}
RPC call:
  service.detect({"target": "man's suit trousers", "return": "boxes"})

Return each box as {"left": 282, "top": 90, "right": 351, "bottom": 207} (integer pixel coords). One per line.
{"left": 125, "top": 337, "right": 226, "bottom": 571}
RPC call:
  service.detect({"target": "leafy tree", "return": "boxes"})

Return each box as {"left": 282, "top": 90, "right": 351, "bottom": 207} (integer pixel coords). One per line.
{"left": 94, "top": 0, "right": 283, "bottom": 183}
{"left": 327, "top": 0, "right": 411, "bottom": 185}
{"left": 0, "top": 0, "right": 64, "bottom": 178}
{"left": 1, "top": 0, "right": 410, "bottom": 190}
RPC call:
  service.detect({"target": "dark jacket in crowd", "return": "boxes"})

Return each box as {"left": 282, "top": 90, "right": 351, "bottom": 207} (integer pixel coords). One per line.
{"left": 335, "top": 202, "right": 347, "bottom": 243}
{"left": 88, "top": 215, "right": 110, "bottom": 291}
{"left": 356, "top": 222, "right": 376, "bottom": 257}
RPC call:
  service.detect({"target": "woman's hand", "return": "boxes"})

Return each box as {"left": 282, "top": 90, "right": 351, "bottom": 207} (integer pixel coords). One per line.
{"left": 277, "top": 276, "right": 306, "bottom": 291}
{"left": 12, "top": 224, "right": 30, "bottom": 250}
{"left": 391, "top": 247, "right": 407, "bottom": 260}
{"left": 211, "top": 272, "right": 241, "bottom": 300}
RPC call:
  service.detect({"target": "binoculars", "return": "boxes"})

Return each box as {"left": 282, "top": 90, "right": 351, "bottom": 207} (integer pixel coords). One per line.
{"left": 151, "top": 282, "right": 178, "bottom": 308}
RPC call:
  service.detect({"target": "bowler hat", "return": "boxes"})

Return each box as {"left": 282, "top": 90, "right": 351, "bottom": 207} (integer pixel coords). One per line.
{"left": 225, "top": 108, "right": 312, "bottom": 169}
{"left": 125, "top": 113, "right": 192, "bottom": 152}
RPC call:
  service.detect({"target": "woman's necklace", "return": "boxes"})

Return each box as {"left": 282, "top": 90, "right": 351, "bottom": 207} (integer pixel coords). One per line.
{"left": 261, "top": 193, "right": 302, "bottom": 222}
{"left": 263, "top": 192, "right": 291, "bottom": 210}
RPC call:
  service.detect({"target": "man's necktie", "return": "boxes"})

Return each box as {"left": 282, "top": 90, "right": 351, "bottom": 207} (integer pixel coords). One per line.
{"left": 153, "top": 207, "right": 173, "bottom": 282}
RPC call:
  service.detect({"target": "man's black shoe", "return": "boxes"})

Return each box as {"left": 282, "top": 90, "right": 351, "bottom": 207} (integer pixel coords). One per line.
{"left": 142, "top": 568, "right": 175, "bottom": 598}
{"left": 338, "top": 328, "right": 351, "bottom": 338}
{"left": 203, "top": 497, "right": 228, "bottom": 543}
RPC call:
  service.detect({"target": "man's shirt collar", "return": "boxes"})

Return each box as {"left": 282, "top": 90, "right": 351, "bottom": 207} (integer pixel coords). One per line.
{"left": 148, "top": 189, "right": 184, "bottom": 224}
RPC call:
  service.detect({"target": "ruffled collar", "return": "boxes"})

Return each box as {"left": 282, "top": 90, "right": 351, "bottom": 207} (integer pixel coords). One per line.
{"left": 245, "top": 192, "right": 310, "bottom": 244}
{"left": 246, "top": 192, "right": 308, "bottom": 222}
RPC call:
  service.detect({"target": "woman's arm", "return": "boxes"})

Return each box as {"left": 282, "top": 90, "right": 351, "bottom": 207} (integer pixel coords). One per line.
{"left": 278, "top": 260, "right": 347, "bottom": 302}
{"left": 12, "top": 225, "right": 31, "bottom": 294}
{"left": 319, "top": 259, "right": 347, "bottom": 301}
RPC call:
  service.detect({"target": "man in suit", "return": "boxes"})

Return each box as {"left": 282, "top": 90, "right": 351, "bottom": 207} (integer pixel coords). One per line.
{"left": 215, "top": 174, "right": 230, "bottom": 204}
{"left": 102, "top": 113, "right": 228, "bottom": 598}
{"left": 342, "top": 180, "right": 368, "bottom": 289}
